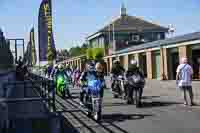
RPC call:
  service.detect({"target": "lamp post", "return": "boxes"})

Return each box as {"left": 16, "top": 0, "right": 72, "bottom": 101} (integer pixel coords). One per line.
{"left": 112, "top": 23, "right": 116, "bottom": 54}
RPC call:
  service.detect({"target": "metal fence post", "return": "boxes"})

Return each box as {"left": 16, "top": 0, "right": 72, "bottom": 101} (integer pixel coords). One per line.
{"left": 52, "top": 81, "right": 56, "bottom": 112}
{"left": 3, "top": 84, "right": 7, "bottom": 98}
{"left": 50, "top": 114, "right": 61, "bottom": 133}
{"left": 24, "top": 81, "right": 26, "bottom": 97}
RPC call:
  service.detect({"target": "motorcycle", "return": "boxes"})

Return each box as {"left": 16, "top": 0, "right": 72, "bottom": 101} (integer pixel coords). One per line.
{"left": 112, "top": 75, "right": 125, "bottom": 99}
{"left": 66, "top": 70, "right": 73, "bottom": 84}
{"left": 126, "top": 75, "right": 145, "bottom": 107}
{"left": 83, "top": 80, "right": 103, "bottom": 121}
{"left": 56, "top": 75, "right": 71, "bottom": 98}
{"left": 73, "top": 71, "right": 81, "bottom": 87}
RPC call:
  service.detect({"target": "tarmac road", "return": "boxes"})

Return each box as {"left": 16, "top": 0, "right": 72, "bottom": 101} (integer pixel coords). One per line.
{"left": 56, "top": 80, "right": 200, "bottom": 133}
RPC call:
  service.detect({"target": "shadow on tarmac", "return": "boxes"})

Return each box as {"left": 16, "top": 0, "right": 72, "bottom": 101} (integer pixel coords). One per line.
{"left": 56, "top": 97, "right": 138, "bottom": 133}
{"left": 140, "top": 101, "right": 182, "bottom": 108}
{"left": 142, "top": 96, "right": 161, "bottom": 99}
{"left": 102, "top": 113, "right": 154, "bottom": 122}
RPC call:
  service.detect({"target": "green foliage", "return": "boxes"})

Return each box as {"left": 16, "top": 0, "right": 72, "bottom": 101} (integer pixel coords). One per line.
{"left": 95, "top": 48, "right": 104, "bottom": 60}
{"left": 86, "top": 48, "right": 104, "bottom": 60}
{"left": 68, "top": 43, "right": 88, "bottom": 57}
{"left": 86, "top": 48, "right": 93, "bottom": 60}
{"left": 59, "top": 49, "right": 69, "bottom": 57}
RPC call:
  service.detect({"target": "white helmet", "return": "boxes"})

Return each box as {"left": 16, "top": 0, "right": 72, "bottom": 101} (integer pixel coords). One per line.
{"left": 58, "top": 64, "right": 62, "bottom": 69}
{"left": 95, "top": 62, "right": 103, "bottom": 72}
{"left": 130, "top": 60, "right": 137, "bottom": 66}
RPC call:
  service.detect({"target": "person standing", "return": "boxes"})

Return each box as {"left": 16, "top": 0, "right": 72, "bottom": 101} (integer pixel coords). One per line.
{"left": 47, "top": 65, "right": 53, "bottom": 78}
{"left": 176, "top": 57, "right": 194, "bottom": 106}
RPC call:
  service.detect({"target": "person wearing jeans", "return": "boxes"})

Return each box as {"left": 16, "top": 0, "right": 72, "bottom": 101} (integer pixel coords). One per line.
{"left": 176, "top": 57, "right": 194, "bottom": 106}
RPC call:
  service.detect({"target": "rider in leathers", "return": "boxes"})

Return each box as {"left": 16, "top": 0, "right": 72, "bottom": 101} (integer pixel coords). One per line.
{"left": 65, "top": 64, "right": 73, "bottom": 83}
{"left": 125, "top": 60, "right": 145, "bottom": 105}
{"left": 111, "top": 60, "right": 125, "bottom": 94}
{"left": 79, "top": 61, "right": 105, "bottom": 105}
{"left": 55, "top": 64, "right": 69, "bottom": 94}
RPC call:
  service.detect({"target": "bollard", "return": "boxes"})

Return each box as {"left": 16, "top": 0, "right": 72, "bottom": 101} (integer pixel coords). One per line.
{"left": 50, "top": 114, "right": 61, "bottom": 133}
{"left": 15, "top": 119, "right": 32, "bottom": 133}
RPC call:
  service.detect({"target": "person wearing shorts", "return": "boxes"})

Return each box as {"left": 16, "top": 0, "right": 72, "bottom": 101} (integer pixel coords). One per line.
{"left": 176, "top": 57, "right": 194, "bottom": 106}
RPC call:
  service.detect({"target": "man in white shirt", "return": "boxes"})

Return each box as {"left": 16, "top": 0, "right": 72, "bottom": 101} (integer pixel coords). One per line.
{"left": 176, "top": 57, "right": 194, "bottom": 106}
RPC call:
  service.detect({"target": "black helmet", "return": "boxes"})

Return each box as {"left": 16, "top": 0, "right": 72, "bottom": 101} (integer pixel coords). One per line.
{"left": 87, "top": 61, "right": 95, "bottom": 71}
{"left": 113, "top": 59, "right": 120, "bottom": 64}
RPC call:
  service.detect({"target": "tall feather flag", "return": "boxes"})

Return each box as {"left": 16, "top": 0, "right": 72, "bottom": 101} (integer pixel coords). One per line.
{"left": 30, "top": 27, "right": 37, "bottom": 65}
{"left": 38, "top": 0, "right": 56, "bottom": 63}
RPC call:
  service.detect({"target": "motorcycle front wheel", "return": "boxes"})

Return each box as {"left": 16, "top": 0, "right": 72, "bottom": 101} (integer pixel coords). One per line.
{"left": 94, "top": 110, "right": 101, "bottom": 121}
{"left": 112, "top": 84, "right": 119, "bottom": 98}
{"left": 86, "top": 96, "right": 92, "bottom": 117}
{"left": 62, "top": 90, "right": 66, "bottom": 98}
{"left": 135, "top": 88, "right": 141, "bottom": 108}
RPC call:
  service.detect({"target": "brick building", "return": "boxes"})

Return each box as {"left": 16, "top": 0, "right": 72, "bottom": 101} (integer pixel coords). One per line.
{"left": 86, "top": 4, "right": 168, "bottom": 55}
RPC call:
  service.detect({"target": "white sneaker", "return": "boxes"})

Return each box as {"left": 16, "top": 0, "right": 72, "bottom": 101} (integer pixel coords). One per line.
{"left": 80, "top": 102, "right": 84, "bottom": 106}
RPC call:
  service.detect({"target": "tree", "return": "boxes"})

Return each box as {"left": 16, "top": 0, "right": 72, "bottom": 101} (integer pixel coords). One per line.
{"left": 59, "top": 49, "right": 69, "bottom": 57}
{"left": 63, "top": 49, "right": 70, "bottom": 57}
{"left": 68, "top": 43, "right": 88, "bottom": 57}
{"left": 86, "top": 48, "right": 104, "bottom": 61}
{"left": 69, "top": 46, "right": 81, "bottom": 57}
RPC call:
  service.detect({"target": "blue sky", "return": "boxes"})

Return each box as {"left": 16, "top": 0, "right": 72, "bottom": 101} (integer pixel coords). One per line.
{"left": 0, "top": 0, "right": 200, "bottom": 51}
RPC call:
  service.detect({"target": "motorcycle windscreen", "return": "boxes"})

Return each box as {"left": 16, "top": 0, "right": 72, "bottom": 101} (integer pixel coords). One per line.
{"left": 88, "top": 80, "right": 102, "bottom": 95}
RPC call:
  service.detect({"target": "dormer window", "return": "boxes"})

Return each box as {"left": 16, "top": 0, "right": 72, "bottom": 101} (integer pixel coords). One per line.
{"left": 132, "top": 34, "right": 140, "bottom": 41}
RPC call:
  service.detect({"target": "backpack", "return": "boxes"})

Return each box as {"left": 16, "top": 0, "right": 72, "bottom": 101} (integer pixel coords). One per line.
{"left": 178, "top": 64, "right": 187, "bottom": 80}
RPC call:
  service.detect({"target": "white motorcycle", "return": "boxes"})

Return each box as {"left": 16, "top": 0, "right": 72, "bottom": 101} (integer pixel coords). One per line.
{"left": 112, "top": 75, "right": 125, "bottom": 99}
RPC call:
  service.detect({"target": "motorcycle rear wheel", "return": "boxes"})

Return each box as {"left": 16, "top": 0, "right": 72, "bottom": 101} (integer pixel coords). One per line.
{"left": 113, "top": 94, "right": 119, "bottom": 98}
{"left": 135, "top": 89, "right": 141, "bottom": 108}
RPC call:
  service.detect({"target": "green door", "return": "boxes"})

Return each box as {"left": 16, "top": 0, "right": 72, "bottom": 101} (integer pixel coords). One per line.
{"left": 154, "top": 51, "right": 161, "bottom": 79}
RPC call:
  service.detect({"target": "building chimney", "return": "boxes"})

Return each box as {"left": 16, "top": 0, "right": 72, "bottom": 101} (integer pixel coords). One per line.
{"left": 120, "top": 2, "right": 127, "bottom": 16}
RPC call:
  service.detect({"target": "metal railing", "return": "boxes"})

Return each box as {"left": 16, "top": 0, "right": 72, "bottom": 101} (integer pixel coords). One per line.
{"left": 1, "top": 73, "right": 56, "bottom": 112}
{"left": 27, "top": 73, "right": 56, "bottom": 112}
{"left": 0, "top": 73, "right": 57, "bottom": 131}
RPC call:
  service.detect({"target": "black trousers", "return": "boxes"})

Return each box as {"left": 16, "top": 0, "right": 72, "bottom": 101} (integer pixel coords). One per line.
{"left": 80, "top": 87, "right": 104, "bottom": 102}
{"left": 125, "top": 85, "right": 143, "bottom": 102}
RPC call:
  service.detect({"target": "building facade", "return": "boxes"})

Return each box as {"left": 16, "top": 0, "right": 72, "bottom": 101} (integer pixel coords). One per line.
{"left": 86, "top": 5, "right": 168, "bottom": 55}
{"left": 64, "top": 32, "right": 200, "bottom": 80}
{"left": 61, "top": 5, "right": 200, "bottom": 80}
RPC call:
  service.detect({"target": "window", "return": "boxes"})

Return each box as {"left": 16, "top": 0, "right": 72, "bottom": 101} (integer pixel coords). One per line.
{"left": 157, "top": 33, "right": 161, "bottom": 40}
{"left": 99, "top": 37, "right": 104, "bottom": 48}
{"left": 132, "top": 34, "right": 140, "bottom": 41}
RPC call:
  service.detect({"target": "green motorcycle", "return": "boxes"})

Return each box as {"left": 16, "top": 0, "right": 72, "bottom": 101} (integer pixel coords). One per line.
{"left": 56, "top": 75, "right": 71, "bottom": 98}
